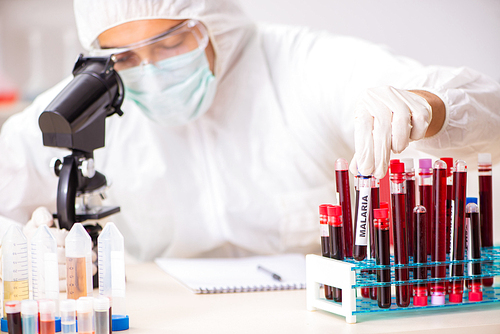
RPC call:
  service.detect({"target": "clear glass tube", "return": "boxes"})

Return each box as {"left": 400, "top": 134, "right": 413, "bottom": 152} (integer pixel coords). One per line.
{"left": 419, "top": 158, "right": 433, "bottom": 256}
{"left": 328, "top": 205, "right": 344, "bottom": 302}
{"left": 66, "top": 223, "right": 93, "bottom": 300}
{"left": 98, "top": 222, "right": 127, "bottom": 317}
{"left": 76, "top": 297, "right": 94, "bottom": 334}
{"left": 466, "top": 202, "right": 482, "bottom": 302}
{"left": 401, "top": 159, "right": 416, "bottom": 259}
{"left": 31, "top": 225, "right": 59, "bottom": 312}
{"left": 319, "top": 204, "right": 333, "bottom": 300}
{"left": 60, "top": 299, "right": 77, "bottom": 334}
{"left": 478, "top": 153, "right": 493, "bottom": 287}
{"left": 413, "top": 205, "right": 428, "bottom": 306}
{"left": 2, "top": 225, "right": 29, "bottom": 317}
{"left": 354, "top": 176, "right": 371, "bottom": 261}
{"left": 335, "top": 158, "right": 353, "bottom": 258}
{"left": 39, "top": 300, "right": 56, "bottom": 334}
{"left": 374, "top": 208, "right": 391, "bottom": 309}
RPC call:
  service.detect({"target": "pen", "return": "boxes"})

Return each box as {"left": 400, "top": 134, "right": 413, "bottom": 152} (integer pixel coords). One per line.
{"left": 257, "top": 265, "right": 282, "bottom": 281}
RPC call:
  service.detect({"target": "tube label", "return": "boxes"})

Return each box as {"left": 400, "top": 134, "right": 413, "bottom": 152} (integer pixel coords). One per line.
{"left": 320, "top": 224, "right": 329, "bottom": 237}
{"left": 355, "top": 186, "right": 371, "bottom": 246}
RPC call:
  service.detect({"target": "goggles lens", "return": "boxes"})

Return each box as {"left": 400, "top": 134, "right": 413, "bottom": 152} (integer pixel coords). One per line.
{"left": 91, "top": 20, "right": 209, "bottom": 72}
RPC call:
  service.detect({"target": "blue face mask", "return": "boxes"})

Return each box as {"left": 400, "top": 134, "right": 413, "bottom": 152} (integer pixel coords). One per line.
{"left": 118, "top": 49, "right": 217, "bottom": 126}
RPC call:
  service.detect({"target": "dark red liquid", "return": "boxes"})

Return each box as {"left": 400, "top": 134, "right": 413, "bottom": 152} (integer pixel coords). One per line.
{"left": 336, "top": 170, "right": 353, "bottom": 258}
{"left": 451, "top": 172, "right": 467, "bottom": 297}
{"left": 391, "top": 193, "right": 410, "bottom": 307}
{"left": 413, "top": 209, "right": 427, "bottom": 285}
{"left": 468, "top": 211, "right": 482, "bottom": 279}
{"left": 406, "top": 179, "right": 415, "bottom": 258}
{"left": 419, "top": 184, "right": 434, "bottom": 256}
{"left": 321, "top": 234, "right": 333, "bottom": 300}
{"left": 353, "top": 188, "right": 367, "bottom": 261}
{"left": 370, "top": 187, "right": 380, "bottom": 300}
{"left": 40, "top": 320, "right": 55, "bottom": 334}
{"left": 375, "top": 223, "right": 391, "bottom": 309}
{"left": 479, "top": 174, "right": 493, "bottom": 287}
{"left": 6, "top": 312, "right": 22, "bottom": 334}
{"left": 330, "top": 225, "right": 344, "bottom": 302}
{"left": 445, "top": 184, "right": 453, "bottom": 254}
{"left": 432, "top": 168, "right": 447, "bottom": 298}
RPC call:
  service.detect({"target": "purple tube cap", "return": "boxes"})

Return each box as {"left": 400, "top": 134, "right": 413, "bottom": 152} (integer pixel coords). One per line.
{"left": 419, "top": 158, "right": 432, "bottom": 169}
{"left": 431, "top": 293, "right": 446, "bottom": 305}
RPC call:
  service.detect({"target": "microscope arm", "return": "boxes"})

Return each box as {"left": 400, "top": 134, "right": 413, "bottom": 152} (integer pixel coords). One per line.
{"left": 57, "top": 155, "right": 78, "bottom": 230}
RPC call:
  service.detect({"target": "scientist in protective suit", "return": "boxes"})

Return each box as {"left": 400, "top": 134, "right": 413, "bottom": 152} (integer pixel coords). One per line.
{"left": 0, "top": 0, "right": 499, "bottom": 273}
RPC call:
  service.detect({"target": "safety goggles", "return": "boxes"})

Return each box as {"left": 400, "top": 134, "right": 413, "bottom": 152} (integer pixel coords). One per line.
{"left": 90, "top": 20, "right": 209, "bottom": 72}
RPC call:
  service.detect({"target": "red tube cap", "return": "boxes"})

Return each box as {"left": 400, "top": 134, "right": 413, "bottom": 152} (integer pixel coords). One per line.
{"left": 449, "top": 293, "right": 463, "bottom": 303}
{"left": 413, "top": 295, "right": 428, "bottom": 307}
{"left": 319, "top": 204, "right": 332, "bottom": 215}
{"left": 390, "top": 161, "right": 404, "bottom": 174}
{"left": 373, "top": 208, "right": 389, "bottom": 219}
{"left": 468, "top": 291, "right": 483, "bottom": 302}
{"left": 327, "top": 205, "right": 342, "bottom": 217}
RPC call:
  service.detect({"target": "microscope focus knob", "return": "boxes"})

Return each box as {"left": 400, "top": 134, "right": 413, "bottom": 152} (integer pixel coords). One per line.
{"left": 80, "top": 158, "right": 96, "bottom": 178}
{"left": 50, "top": 158, "right": 63, "bottom": 177}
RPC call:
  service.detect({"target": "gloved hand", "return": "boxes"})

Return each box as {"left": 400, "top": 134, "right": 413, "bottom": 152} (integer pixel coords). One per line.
{"left": 23, "top": 207, "right": 98, "bottom": 293}
{"left": 349, "top": 86, "right": 432, "bottom": 179}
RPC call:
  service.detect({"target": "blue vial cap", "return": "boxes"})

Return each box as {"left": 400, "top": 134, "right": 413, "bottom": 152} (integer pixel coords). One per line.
{"left": 112, "top": 314, "right": 130, "bottom": 331}
{"left": 466, "top": 197, "right": 478, "bottom": 205}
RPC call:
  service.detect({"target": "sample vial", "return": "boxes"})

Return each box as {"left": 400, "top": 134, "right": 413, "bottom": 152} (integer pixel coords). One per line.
{"left": 319, "top": 204, "right": 333, "bottom": 300}
{"left": 60, "top": 299, "right": 76, "bottom": 334}
{"left": 374, "top": 208, "right": 391, "bottom": 309}
{"left": 466, "top": 201, "right": 483, "bottom": 302}
{"left": 440, "top": 157, "right": 454, "bottom": 255}
{"left": 413, "top": 205, "right": 428, "bottom": 307}
{"left": 39, "top": 300, "right": 56, "bottom": 334}
{"left": 478, "top": 153, "right": 493, "bottom": 287}
{"left": 31, "top": 225, "right": 59, "bottom": 309}
{"left": 2, "top": 225, "right": 29, "bottom": 317}
{"left": 401, "top": 158, "right": 416, "bottom": 258}
{"left": 76, "top": 297, "right": 94, "bottom": 334}
{"left": 21, "top": 299, "right": 38, "bottom": 334}
{"left": 5, "top": 301, "right": 22, "bottom": 334}
{"left": 98, "top": 222, "right": 127, "bottom": 320}
{"left": 327, "top": 205, "right": 344, "bottom": 303}
{"left": 335, "top": 158, "right": 353, "bottom": 258}
{"left": 354, "top": 176, "right": 371, "bottom": 261}
{"left": 94, "top": 296, "right": 110, "bottom": 334}
{"left": 419, "top": 158, "right": 434, "bottom": 256}
{"left": 65, "top": 223, "right": 93, "bottom": 300}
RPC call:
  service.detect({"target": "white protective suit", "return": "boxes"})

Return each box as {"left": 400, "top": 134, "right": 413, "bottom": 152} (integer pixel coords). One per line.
{"left": 0, "top": 0, "right": 499, "bottom": 261}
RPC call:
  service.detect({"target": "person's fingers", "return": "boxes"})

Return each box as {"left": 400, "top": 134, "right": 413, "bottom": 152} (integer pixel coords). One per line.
{"left": 31, "top": 207, "right": 54, "bottom": 228}
{"left": 92, "top": 264, "right": 98, "bottom": 276}
{"left": 407, "top": 92, "right": 432, "bottom": 140}
{"left": 349, "top": 155, "right": 359, "bottom": 176}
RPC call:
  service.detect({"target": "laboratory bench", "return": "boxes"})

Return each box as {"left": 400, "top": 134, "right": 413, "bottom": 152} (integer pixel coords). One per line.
{"left": 123, "top": 262, "right": 500, "bottom": 334}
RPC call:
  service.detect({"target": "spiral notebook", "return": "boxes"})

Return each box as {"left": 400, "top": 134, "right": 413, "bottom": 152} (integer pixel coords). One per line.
{"left": 154, "top": 253, "right": 306, "bottom": 293}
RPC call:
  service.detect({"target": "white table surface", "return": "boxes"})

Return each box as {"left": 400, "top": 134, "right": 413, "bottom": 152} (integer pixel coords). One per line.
{"left": 123, "top": 262, "right": 500, "bottom": 334}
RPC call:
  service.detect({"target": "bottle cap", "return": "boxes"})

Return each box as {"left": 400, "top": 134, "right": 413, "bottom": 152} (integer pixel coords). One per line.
{"left": 327, "top": 205, "right": 342, "bottom": 217}
{"left": 5, "top": 301, "right": 21, "bottom": 314}
{"left": 413, "top": 295, "right": 428, "bottom": 307}
{"left": 334, "top": 158, "right": 348, "bottom": 171}
{"left": 431, "top": 293, "right": 446, "bottom": 305}
{"left": 373, "top": 208, "right": 389, "bottom": 219}
{"left": 466, "top": 197, "right": 478, "bottom": 205}
{"left": 21, "top": 300, "right": 38, "bottom": 315}
{"left": 419, "top": 158, "right": 432, "bottom": 169}
{"left": 60, "top": 299, "right": 76, "bottom": 313}
{"left": 390, "top": 161, "right": 404, "bottom": 174}
{"left": 449, "top": 293, "right": 463, "bottom": 303}
{"left": 468, "top": 291, "right": 483, "bottom": 302}
{"left": 94, "top": 296, "right": 110, "bottom": 311}
{"left": 478, "top": 153, "right": 491, "bottom": 165}
{"left": 319, "top": 204, "right": 332, "bottom": 216}
{"left": 77, "top": 297, "right": 94, "bottom": 313}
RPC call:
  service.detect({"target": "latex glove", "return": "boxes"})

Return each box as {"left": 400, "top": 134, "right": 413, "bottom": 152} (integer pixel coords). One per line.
{"left": 349, "top": 86, "right": 432, "bottom": 179}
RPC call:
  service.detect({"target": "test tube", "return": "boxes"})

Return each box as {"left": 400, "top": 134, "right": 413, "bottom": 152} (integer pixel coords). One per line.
{"left": 21, "top": 300, "right": 38, "bottom": 334}
{"left": 60, "top": 299, "right": 76, "bottom": 334}
{"left": 401, "top": 158, "right": 415, "bottom": 258}
{"left": 76, "top": 297, "right": 94, "bottom": 334}
{"left": 369, "top": 178, "right": 380, "bottom": 301}
{"left": 449, "top": 160, "right": 467, "bottom": 303}
{"left": 374, "top": 207, "right": 391, "bottom": 309}
{"left": 327, "top": 205, "right": 344, "bottom": 302}
{"left": 419, "top": 159, "right": 434, "bottom": 256}
{"left": 431, "top": 160, "right": 447, "bottom": 305}
{"left": 354, "top": 175, "right": 371, "bottom": 262}
{"left": 2, "top": 225, "right": 29, "bottom": 317}
{"left": 466, "top": 201, "right": 483, "bottom": 302}
{"left": 98, "top": 222, "right": 127, "bottom": 320}
{"left": 31, "top": 225, "right": 59, "bottom": 309}
{"left": 65, "top": 223, "right": 93, "bottom": 300}
{"left": 94, "top": 297, "right": 110, "bottom": 334}
{"left": 478, "top": 153, "right": 493, "bottom": 287}
{"left": 441, "top": 157, "right": 454, "bottom": 255}
{"left": 335, "top": 158, "right": 353, "bottom": 258}
{"left": 39, "top": 300, "right": 56, "bottom": 334}
{"left": 5, "top": 301, "right": 22, "bottom": 334}
{"left": 413, "top": 206, "right": 428, "bottom": 306}
{"left": 319, "top": 205, "right": 333, "bottom": 300}
{"left": 390, "top": 161, "right": 410, "bottom": 307}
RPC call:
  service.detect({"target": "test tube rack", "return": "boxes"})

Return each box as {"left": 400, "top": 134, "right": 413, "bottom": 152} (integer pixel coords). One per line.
{"left": 306, "top": 247, "right": 500, "bottom": 323}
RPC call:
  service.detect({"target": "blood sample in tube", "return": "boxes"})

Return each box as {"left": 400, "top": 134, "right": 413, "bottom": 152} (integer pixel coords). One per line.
{"left": 418, "top": 159, "right": 434, "bottom": 256}
{"left": 374, "top": 208, "right": 391, "bottom": 309}
{"left": 441, "top": 157, "right": 454, "bottom": 256}
{"left": 328, "top": 205, "right": 344, "bottom": 302}
{"left": 335, "top": 158, "right": 353, "bottom": 258}
{"left": 413, "top": 205, "right": 428, "bottom": 306}
{"left": 390, "top": 161, "right": 410, "bottom": 307}
{"left": 354, "top": 176, "right": 371, "bottom": 262}
{"left": 449, "top": 160, "right": 467, "bottom": 303}
{"left": 466, "top": 201, "right": 483, "bottom": 302}
{"left": 5, "top": 301, "right": 22, "bottom": 334}
{"left": 370, "top": 178, "right": 380, "bottom": 300}
{"left": 478, "top": 153, "right": 493, "bottom": 287}
{"left": 319, "top": 204, "right": 333, "bottom": 300}
{"left": 401, "top": 159, "right": 416, "bottom": 259}
{"left": 431, "top": 160, "right": 447, "bottom": 305}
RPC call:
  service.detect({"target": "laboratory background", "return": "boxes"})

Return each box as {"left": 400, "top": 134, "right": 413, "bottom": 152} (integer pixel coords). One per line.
{"left": 0, "top": 0, "right": 499, "bottom": 237}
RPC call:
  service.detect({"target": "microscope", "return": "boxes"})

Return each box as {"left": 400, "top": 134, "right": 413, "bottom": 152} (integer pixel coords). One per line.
{"left": 38, "top": 54, "right": 124, "bottom": 286}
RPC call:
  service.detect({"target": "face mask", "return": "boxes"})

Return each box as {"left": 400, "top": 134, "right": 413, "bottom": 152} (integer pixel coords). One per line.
{"left": 118, "top": 49, "right": 217, "bottom": 126}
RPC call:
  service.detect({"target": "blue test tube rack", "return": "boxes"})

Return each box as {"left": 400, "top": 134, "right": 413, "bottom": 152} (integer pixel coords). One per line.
{"left": 306, "top": 246, "right": 500, "bottom": 323}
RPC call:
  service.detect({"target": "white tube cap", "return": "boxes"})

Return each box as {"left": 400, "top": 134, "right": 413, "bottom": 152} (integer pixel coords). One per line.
{"left": 21, "top": 300, "right": 38, "bottom": 315}
{"left": 60, "top": 299, "right": 76, "bottom": 313}
{"left": 94, "top": 296, "right": 110, "bottom": 311}
{"left": 478, "top": 153, "right": 491, "bottom": 165}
